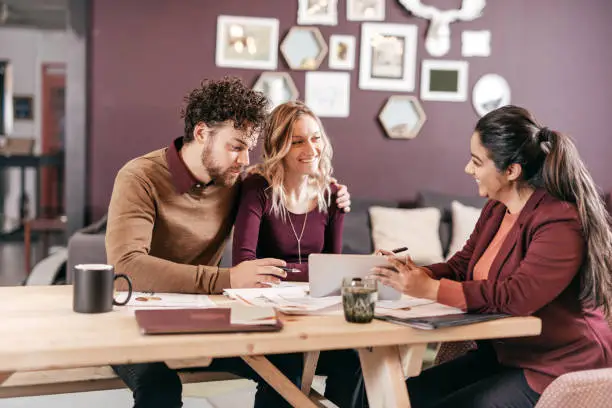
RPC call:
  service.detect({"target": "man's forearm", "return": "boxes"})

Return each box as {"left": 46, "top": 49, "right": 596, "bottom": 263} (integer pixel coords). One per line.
{"left": 113, "top": 252, "right": 231, "bottom": 294}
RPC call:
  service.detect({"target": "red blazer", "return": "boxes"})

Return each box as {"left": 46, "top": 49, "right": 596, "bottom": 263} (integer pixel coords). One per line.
{"left": 428, "top": 189, "right": 612, "bottom": 393}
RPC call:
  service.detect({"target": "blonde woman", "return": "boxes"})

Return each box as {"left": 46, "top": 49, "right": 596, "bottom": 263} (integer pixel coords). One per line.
{"left": 233, "top": 101, "right": 366, "bottom": 408}
{"left": 233, "top": 100, "right": 344, "bottom": 281}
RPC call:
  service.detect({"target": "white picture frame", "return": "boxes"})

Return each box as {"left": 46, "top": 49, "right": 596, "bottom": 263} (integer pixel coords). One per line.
{"left": 359, "top": 23, "right": 418, "bottom": 92}
{"left": 347, "top": 0, "right": 385, "bottom": 21}
{"left": 328, "top": 35, "right": 356, "bottom": 70}
{"left": 420, "top": 60, "right": 469, "bottom": 102}
{"left": 215, "top": 15, "right": 279, "bottom": 70}
{"left": 298, "top": 0, "right": 338, "bottom": 26}
{"left": 305, "top": 72, "right": 351, "bottom": 118}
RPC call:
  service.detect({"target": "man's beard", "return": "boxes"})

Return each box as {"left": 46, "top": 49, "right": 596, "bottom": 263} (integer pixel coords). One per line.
{"left": 201, "top": 146, "right": 243, "bottom": 187}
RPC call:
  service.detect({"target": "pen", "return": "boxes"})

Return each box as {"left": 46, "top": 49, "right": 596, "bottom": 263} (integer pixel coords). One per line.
{"left": 391, "top": 246, "right": 409, "bottom": 254}
{"left": 279, "top": 266, "right": 301, "bottom": 273}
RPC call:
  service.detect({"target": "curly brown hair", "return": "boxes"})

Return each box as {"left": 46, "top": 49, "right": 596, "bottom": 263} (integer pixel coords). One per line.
{"left": 180, "top": 76, "right": 269, "bottom": 143}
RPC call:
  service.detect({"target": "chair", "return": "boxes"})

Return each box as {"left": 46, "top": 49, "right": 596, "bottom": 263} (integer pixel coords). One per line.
{"left": 24, "top": 216, "right": 66, "bottom": 275}
{"left": 535, "top": 368, "right": 612, "bottom": 408}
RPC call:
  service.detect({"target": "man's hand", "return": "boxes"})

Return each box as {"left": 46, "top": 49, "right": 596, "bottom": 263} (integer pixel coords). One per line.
{"left": 229, "top": 258, "right": 287, "bottom": 289}
{"left": 331, "top": 178, "right": 351, "bottom": 213}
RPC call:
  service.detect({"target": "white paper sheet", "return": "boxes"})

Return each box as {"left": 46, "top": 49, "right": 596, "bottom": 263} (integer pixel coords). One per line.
{"left": 376, "top": 296, "right": 435, "bottom": 310}
{"left": 376, "top": 301, "right": 464, "bottom": 319}
{"left": 118, "top": 292, "right": 216, "bottom": 309}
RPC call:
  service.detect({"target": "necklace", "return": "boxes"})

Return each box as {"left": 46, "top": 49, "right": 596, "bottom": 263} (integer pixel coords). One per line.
{"left": 287, "top": 211, "right": 308, "bottom": 264}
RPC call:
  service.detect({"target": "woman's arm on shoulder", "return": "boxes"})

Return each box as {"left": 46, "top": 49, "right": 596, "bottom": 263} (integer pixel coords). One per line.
{"left": 323, "top": 183, "right": 345, "bottom": 254}
{"left": 232, "top": 174, "right": 269, "bottom": 266}
{"left": 462, "top": 210, "right": 585, "bottom": 315}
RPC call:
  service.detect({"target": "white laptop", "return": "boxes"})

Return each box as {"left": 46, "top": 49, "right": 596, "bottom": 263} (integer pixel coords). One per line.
{"left": 308, "top": 254, "right": 402, "bottom": 301}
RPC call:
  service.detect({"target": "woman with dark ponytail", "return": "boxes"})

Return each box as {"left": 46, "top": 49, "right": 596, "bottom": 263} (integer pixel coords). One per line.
{"left": 373, "top": 105, "right": 612, "bottom": 408}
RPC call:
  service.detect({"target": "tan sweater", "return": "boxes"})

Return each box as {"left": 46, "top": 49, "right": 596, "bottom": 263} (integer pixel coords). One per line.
{"left": 106, "top": 147, "right": 239, "bottom": 294}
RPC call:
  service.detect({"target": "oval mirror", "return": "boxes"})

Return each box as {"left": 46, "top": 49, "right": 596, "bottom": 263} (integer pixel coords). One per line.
{"left": 472, "top": 74, "right": 511, "bottom": 117}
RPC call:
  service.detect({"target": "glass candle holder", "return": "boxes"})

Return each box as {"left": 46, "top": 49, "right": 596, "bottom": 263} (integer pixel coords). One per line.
{"left": 341, "top": 277, "right": 378, "bottom": 323}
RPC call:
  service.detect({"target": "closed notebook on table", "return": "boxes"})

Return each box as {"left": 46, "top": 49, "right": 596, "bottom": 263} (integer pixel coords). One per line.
{"left": 375, "top": 313, "right": 511, "bottom": 330}
{"left": 134, "top": 307, "right": 283, "bottom": 335}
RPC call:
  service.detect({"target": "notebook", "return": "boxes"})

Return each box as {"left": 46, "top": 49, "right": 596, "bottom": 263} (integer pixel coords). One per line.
{"left": 375, "top": 313, "right": 511, "bottom": 330}
{"left": 135, "top": 307, "right": 282, "bottom": 335}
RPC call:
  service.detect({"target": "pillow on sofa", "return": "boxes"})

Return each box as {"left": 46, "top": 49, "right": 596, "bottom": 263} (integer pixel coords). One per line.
{"left": 446, "top": 200, "right": 482, "bottom": 260}
{"left": 418, "top": 190, "right": 487, "bottom": 256}
{"left": 343, "top": 198, "right": 399, "bottom": 254}
{"left": 369, "top": 206, "right": 444, "bottom": 265}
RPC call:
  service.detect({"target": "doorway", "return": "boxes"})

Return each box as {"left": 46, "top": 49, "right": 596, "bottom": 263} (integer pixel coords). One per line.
{"left": 41, "top": 63, "right": 65, "bottom": 218}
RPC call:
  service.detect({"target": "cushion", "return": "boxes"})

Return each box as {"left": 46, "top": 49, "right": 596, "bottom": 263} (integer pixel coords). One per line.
{"left": 446, "top": 200, "right": 482, "bottom": 259}
{"left": 342, "top": 198, "right": 398, "bottom": 254}
{"left": 418, "top": 190, "right": 487, "bottom": 255}
{"left": 369, "top": 206, "right": 444, "bottom": 265}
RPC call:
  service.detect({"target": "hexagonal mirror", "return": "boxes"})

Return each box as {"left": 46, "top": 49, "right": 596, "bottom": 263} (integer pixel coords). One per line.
{"left": 252, "top": 72, "right": 299, "bottom": 110}
{"left": 280, "top": 26, "right": 328, "bottom": 70}
{"left": 378, "top": 96, "right": 427, "bottom": 139}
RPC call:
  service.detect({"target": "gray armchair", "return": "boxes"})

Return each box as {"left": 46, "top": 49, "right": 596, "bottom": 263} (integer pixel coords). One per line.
{"left": 66, "top": 215, "right": 108, "bottom": 283}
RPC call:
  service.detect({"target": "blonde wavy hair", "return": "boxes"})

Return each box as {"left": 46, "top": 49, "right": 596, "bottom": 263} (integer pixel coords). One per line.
{"left": 253, "top": 101, "right": 334, "bottom": 220}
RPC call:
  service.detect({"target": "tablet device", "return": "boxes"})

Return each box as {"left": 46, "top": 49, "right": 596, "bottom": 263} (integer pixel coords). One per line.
{"left": 308, "top": 254, "right": 402, "bottom": 300}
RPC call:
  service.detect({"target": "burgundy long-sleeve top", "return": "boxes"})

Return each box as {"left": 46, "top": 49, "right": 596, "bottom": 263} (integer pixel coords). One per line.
{"left": 232, "top": 174, "right": 344, "bottom": 282}
{"left": 428, "top": 188, "right": 612, "bottom": 393}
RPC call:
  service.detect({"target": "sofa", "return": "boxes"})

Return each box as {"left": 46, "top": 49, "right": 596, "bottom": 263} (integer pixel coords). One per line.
{"left": 66, "top": 190, "right": 487, "bottom": 281}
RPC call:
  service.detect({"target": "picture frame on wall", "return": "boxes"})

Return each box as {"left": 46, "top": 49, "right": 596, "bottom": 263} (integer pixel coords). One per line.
{"left": 378, "top": 96, "right": 427, "bottom": 140}
{"left": 420, "top": 60, "right": 469, "bottom": 102}
{"left": 305, "top": 71, "right": 351, "bottom": 118}
{"left": 347, "top": 0, "right": 385, "bottom": 21}
{"left": 298, "top": 0, "right": 338, "bottom": 26}
{"left": 359, "top": 23, "right": 418, "bottom": 92}
{"left": 215, "top": 15, "right": 279, "bottom": 70}
{"left": 252, "top": 72, "right": 299, "bottom": 111}
{"left": 13, "top": 95, "right": 34, "bottom": 120}
{"left": 280, "top": 26, "right": 328, "bottom": 70}
{"left": 328, "top": 35, "right": 356, "bottom": 70}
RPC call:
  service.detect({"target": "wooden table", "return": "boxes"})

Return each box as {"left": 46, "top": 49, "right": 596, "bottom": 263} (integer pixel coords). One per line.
{"left": 0, "top": 286, "right": 541, "bottom": 407}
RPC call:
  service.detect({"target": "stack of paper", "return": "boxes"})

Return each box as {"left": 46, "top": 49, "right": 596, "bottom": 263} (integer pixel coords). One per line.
{"left": 118, "top": 292, "right": 216, "bottom": 309}
{"left": 224, "top": 286, "right": 341, "bottom": 315}
{"left": 229, "top": 304, "right": 278, "bottom": 326}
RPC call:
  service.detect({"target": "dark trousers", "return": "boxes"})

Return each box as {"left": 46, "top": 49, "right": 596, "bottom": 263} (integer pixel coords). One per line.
{"left": 406, "top": 342, "right": 540, "bottom": 408}
{"left": 112, "top": 349, "right": 366, "bottom": 408}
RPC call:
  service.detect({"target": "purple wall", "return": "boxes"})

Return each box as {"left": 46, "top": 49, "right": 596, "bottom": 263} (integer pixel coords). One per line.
{"left": 89, "top": 0, "right": 612, "bottom": 219}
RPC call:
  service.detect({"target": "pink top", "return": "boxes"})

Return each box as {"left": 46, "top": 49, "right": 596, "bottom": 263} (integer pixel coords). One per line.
{"left": 438, "top": 210, "right": 519, "bottom": 309}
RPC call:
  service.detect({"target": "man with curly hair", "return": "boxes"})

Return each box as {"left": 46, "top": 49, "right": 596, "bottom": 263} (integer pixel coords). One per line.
{"left": 105, "top": 77, "right": 352, "bottom": 407}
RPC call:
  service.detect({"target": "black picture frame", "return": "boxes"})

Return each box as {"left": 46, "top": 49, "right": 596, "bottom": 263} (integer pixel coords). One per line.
{"left": 14, "top": 95, "right": 34, "bottom": 120}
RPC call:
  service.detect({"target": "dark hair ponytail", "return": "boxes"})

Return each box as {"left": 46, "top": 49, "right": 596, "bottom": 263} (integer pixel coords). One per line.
{"left": 477, "top": 106, "right": 612, "bottom": 315}
{"left": 540, "top": 128, "right": 612, "bottom": 315}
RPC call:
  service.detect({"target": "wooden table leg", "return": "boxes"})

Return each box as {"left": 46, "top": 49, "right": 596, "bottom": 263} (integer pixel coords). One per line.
{"left": 165, "top": 357, "right": 212, "bottom": 370}
{"left": 24, "top": 220, "right": 31, "bottom": 275}
{"left": 301, "top": 351, "right": 320, "bottom": 395}
{"left": 0, "top": 372, "right": 12, "bottom": 385}
{"left": 399, "top": 344, "right": 426, "bottom": 378}
{"left": 358, "top": 346, "right": 412, "bottom": 408}
{"left": 242, "top": 355, "right": 323, "bottom": 408}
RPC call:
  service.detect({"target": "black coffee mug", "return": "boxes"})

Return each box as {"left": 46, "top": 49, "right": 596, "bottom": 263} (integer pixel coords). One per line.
{"left": 73, "top": 264, "right": 133, "bottom": 313}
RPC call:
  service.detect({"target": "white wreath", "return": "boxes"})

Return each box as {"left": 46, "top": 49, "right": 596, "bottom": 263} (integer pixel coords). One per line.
{"left": 398, "top": 0, "right": 486, "bottom": 57}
